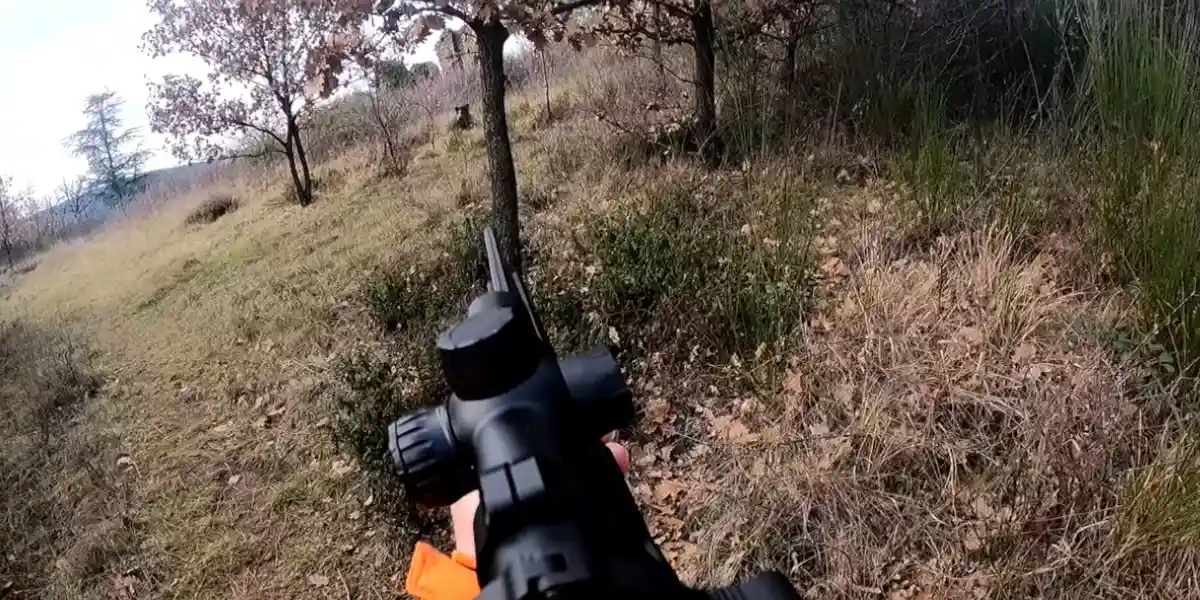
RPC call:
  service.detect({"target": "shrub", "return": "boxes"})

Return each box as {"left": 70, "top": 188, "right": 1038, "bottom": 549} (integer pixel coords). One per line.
{"left": 584, "top": 169, "right": 814, "bottom": 380}
{"left": 362, "top": 217, "right": 480, "bottom": 332}
{"left": 184, "top": 193, "right": 238, "bottom": 226}
{"left": 363, "top": 266, "right": 460, "bottom": 333}
{"left": 532, "top": 283, "right": 606, "bottom": 355}
{"left": 328, "top": 349, "right": 449, "bottom": 545}
{"left": 333, "top": 217, "right": 482, "bottom": 532}
{"left": 1, "top": 319, "right": 115, "bottom": 596}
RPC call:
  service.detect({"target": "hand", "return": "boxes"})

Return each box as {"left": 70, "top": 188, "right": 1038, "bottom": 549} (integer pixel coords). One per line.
{"left": 449, "top": 440, "right": 631, "bottom": 559}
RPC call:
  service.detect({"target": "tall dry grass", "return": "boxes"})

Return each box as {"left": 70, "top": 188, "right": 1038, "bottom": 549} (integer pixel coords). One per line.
{"left": 0, "top": 318, "right": 139, "bottom": 600}
{"left": 639, "top": 213, "right": 1199, "bottom": 597}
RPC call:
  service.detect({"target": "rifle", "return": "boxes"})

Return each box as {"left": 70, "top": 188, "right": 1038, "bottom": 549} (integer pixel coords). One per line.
{"left": 388, "top": 226, "right": 800, "bottom": 600}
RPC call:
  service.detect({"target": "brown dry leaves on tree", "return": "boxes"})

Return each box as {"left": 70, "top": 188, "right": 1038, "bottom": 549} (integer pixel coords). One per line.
{"left": 144, "top": 0, "right": 366, "bottom": 205}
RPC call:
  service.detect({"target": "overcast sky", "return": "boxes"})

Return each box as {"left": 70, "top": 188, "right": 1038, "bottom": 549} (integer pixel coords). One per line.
{"left": 0, "top": 1, "right": 203, "bottom": 196}
{"left": 0, "top": 2, "right": 473, "bottom": 198}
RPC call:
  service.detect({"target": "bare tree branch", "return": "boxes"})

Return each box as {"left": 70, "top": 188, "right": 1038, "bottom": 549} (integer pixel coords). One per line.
{"left": 550, "top": 0, "right": 603, "bottom": 16}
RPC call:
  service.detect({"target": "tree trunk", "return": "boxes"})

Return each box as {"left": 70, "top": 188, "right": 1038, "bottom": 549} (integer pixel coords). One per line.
{"left": 474, "top": 20, "right": 523, "bottom": 272}
{"left": 654, "top": 2, "right": 666, "bottom": 93}
{"left": 282, "top": 140, "right": 308, "bottom": 207}
{"left": 0, "top": 213, "right": 12, "bottom": 270}
{"left": 783, "top": 30, "right": 799, "bottom": 98}
{"left": 541, "top": 51, "right": 553, "bottom": 121}
{"left": 286, "top": 118, "right": 314, "bottom": 206}
{"left": 450, "top": 31, "right": 466, "bottom": 71}
{"left": 293, "top": 123, "right": 314, "bottom": 203}
{"left": 691, "top": 0, "right": 719, "bottom": 166}
{"left": 782, "top": 23, "right": 800, "bottom": 135}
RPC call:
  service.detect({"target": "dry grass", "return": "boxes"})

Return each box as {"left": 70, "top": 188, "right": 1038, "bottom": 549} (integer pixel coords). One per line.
{"left": 1, "top": 128, "right": 484, "bottom": 599}
{"left": 0, "top": 319, "right": 130, "bottom": 599}
{"left": 2, "top": 46, "right": 1197, "bottom": 600}
{"left": 628, "top": 193, "right": 1198, "bottom": 598}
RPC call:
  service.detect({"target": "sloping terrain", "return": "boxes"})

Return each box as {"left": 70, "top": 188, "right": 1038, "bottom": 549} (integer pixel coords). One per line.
{"left": 3, "top": 62, "right": 1198, "bottom": 600}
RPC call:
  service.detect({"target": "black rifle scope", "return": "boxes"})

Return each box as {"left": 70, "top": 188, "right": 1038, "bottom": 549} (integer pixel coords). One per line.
{"left": 387, "top": 227, "right": 800, "bottom": 600}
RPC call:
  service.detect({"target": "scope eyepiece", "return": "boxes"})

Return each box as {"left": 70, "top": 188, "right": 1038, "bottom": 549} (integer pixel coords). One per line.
{"left": 388, "top": 406, "right": 472, "bottom": 507}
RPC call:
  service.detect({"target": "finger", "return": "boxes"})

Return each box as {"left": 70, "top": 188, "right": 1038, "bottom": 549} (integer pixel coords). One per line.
{"left": 605, "top": 441, "right": 630, "bottom": 473}
{"left": 450, "top": 491, "right": 481, "bottom": 557}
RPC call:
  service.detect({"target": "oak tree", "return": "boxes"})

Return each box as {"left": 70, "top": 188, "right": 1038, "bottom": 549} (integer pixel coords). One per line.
{"left": 595, "top": 0, "right": 720, "bottom": 162}
{"left": 717, "top": 0, "right": 824, "bottom": 96}
{"left": 329, "top": 0, "right": 606, "bottom": 271}
{"left": 144, "top": 0, "right": 362, "bottom": 206}
{"left": 65, "top": 91, "right": 150, "bottom": 208}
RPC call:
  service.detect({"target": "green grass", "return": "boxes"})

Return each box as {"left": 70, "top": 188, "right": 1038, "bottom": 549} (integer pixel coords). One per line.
{"left": 1117, "top": 430, "right": 1200, "bottom": 562}
{"left": 579, "top": 168, "right": 814, "bottom": 381}
{"left": 1083, "top": 0, "right": 1200, "bottom": 370}
{"left": 894, "top": 86, "right": 972, "bottom": 236}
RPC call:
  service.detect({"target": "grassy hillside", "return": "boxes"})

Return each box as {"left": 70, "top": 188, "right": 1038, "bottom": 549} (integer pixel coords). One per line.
{"left": 4, "top": 26, "right": 1200, "bottom": 600}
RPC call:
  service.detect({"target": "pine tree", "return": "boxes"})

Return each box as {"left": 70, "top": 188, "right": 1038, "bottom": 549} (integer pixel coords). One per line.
{"left": 65, "top": 91, "right": 150, "bottom": 208}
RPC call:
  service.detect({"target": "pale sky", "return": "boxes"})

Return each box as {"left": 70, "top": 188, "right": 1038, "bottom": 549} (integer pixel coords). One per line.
{"left": 0, "top": 0, "right": 201, "bottom": 197}
{"left": 0, "top": 2, "right": 475, "bottom": 198}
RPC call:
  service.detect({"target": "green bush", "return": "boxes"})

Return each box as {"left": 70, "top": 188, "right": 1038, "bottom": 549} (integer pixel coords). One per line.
{"left": 335, "top": 216, "right": 484, "bottom": 534}
{"left": 532, "top": 283, "right": 606, "bottom": 355}
{"left": 363, "top": 217, "right": 480, "bottom": 332}
{"left": 363, "top": 266, "right": 452, "bottom": 332}
{"left": 588, "top": 174, "right": 813, "bottom": 376}
{"left": 329, "top": 349, "right": 448, "bottom": 543}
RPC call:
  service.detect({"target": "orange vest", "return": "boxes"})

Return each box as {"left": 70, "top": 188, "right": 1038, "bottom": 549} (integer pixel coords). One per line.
{"left": 405, "top": 542, "right": 480, "bottom": 600}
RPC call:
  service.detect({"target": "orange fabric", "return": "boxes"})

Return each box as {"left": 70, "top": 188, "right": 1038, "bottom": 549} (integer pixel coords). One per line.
{"left": 405, "top": 542, "right": 480, "bottom": 600}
